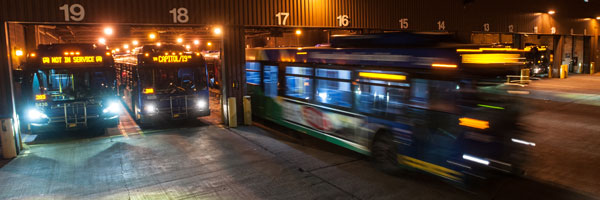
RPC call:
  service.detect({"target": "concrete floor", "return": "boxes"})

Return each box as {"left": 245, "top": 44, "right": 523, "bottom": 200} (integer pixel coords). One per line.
{"left": 1, "top": 75, "right": 600, "bottom": 199}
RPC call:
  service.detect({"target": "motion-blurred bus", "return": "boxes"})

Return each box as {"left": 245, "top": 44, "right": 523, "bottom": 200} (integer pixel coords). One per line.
{"left": 114, "top": 44, "right": 210, "bottom": 126}
{"left": 21, "top": 44, "right": 119, "bottom": 131}
{"left": 245, "top": 33, "right": 533, "bottom": 184}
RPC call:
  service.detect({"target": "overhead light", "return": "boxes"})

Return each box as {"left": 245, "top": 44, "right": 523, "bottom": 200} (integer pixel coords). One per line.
{"left": 132, "top": 40, "right": 139, "bottom": 45}
{"left": 176, "top": 38, "right": 183, "bottom": 43}
{"left": 295, "top": 29, "right": 302, "bottom": 35}
{"left": 115, "top": 48, "right": 120, "bottom": 52}
{"left": 156, "top": 42, "right": 161, "bottom": 46}
{"left": 123, "top": 44, "right": 129, "bottom": 49}
{"left": 149, "top": 33, "right": 156, "bottom": 39}
{"left": 548, "top": 10, "right": 555, "bottom": 15}
{"left": 597, "top": 16, "right": 600, "bottom": 20}
{"left": 185, "top": 45, "right": 191, "bottom": 50}
{"left": 15, "top": 50, "right": 23, "bottom": 56}
{"left": 213, "top": 27, "right": 222, "bottom": 35}
{"left": 193, "top": 40, "right": 200, "bottom": 45}
{"left": 98, "top": 38, "right": 106, "bottom": 44}
{"left": 103, "top": 27, "right": 113, "bottom": 35}
{"left": 207, "top": 42, "right": 212, "bottom": 46}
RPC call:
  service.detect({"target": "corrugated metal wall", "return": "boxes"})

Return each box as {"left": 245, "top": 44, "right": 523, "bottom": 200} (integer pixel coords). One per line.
{"left": 0, "top": 0, "right": 597, "bottom": 32}
{"left": 0, "top": 0, "right": 599, "bottom": 122}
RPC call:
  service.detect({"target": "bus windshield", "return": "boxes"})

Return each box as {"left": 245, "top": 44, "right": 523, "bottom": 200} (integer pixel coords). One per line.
{"left": 32, "top": 67, "right": 115, "bottom": 101}
{"left": 139, "top": 66, "right": 206, "bottom": 94}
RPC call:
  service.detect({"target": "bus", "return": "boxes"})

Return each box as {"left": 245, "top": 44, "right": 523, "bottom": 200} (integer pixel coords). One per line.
{"left": 245, "top": 33, "right": 533, "bottom": 184}
{"left": 21, "top": 44, "right": 120, "bottom": 131}
{"left": 114, "top": 44, "right": 210, "bottom": 126}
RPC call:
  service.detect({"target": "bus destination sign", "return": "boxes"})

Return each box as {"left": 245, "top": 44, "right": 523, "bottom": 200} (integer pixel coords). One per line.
{"left": 42, "top": 56, "right": 103, "bottom": 64}
{"left": 153, "top": 55, "right": 192, "bottom": 63}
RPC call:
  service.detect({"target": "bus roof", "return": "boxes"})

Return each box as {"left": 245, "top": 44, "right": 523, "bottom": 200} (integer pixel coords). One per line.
{"left": 246, "top": 47, "right": 460, "bottom": 70}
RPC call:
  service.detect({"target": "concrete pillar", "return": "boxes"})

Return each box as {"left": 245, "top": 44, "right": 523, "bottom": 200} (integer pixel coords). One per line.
{"left": 513, "top": 34, "right": 523, "bottom": 49}
{"left": 0, "top": 23, "right": 21, "bottom": 154}
{"left": 552, "top": 35, "right": 564, "bottom": 78}
{"left": 221, "top": 25, "right": 246, "bottom": 127}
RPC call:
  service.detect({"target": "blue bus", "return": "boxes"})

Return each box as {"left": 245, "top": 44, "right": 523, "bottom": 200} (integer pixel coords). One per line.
{"left": 114, "top": 44, "right": 210, "bottom": 126}
{"left": 21, "top": 44, "right": 120, "bottom": 131}
{"left": 245, "top": 33, "right": 533, "bottom": 184}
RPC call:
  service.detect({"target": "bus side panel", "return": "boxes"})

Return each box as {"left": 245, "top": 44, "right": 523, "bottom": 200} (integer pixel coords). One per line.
{"left": 247, "top": 84, "right": 266, "bottom": 119}
{"left": 260, "top": 95, "right": 370, "bottom": 155}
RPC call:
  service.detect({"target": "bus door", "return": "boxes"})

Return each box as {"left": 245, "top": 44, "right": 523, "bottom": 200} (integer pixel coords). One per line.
{"left": 262, "top": 64, "right": 279, "bottom": 120}
{"left": 409, "top": 78, "right": 461, "bottom": 164}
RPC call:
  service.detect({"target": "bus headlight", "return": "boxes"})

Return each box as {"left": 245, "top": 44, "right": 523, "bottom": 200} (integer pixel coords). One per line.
{"left": 103, "top": 102, "right": 120, "bottom": 114}
{"left": 196, "top": 100, "right": 207, "bottom": 109}
{"left": 27, "top": 109, "right": 48, "bottom": 120}
{"left": 145, "top": 104, "right": 157, "bottom": 113}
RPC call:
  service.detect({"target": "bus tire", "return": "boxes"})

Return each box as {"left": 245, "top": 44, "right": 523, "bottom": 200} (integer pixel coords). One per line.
{"left": 371, "top": 130, "right": 402, "bottom": 174}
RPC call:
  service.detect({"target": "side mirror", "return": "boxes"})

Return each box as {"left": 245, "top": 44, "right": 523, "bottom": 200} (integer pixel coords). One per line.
{"left": 13, "top": 69, "right": 24, "bottom": 84}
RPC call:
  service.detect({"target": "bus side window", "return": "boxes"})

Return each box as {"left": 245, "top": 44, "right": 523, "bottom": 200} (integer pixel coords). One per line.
{"left": 285, "top": 66, "right": 313, "bottom": 100}
{"left": 246, "top": 62, "right": 261, "bottom": 85}
{"left": 410, "top": 79, "right": 429, "bottom": 105}
{"left": 263, "top": 65, "right": 278, "bottom": 97}
{"left": 315, "top": 68, "right": 352, "bottom": 108}
{"left": 428, "top": 80, "right": 459, "bottom": 113}
{"left": 355, "top": 84, "right": 407, "bottom": 115}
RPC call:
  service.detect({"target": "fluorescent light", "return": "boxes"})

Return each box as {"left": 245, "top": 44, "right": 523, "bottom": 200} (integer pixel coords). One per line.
{"left": 462, "top": 154, "right": 490, "bottom": 165}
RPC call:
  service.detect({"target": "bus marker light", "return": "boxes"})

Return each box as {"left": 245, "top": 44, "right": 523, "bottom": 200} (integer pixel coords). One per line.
{"left": 35, "top": 94, "right": 46, "bottom": 101}
{"left": 459, "top": 117, "right": 489, "bottom": 129}
{"left": 511, "top": 138, "right": 536, "bottom": 147}
{"left": 196, "top": 100, "right": 207, "bottom": 109}
{"left": 297, "top": 52, "right": 307, "bottom": 55}
{"left": 359, "top": 72, "right": 406, "bottom": 81}
{"left": 143, "top": 88, "right": 155, "bottom": 94}
{"left": 462, "top": 154, "right": 489, "bottom": 165}
{"left": 145, "top": 104, "right": 157, "bottom": 113}
{"left": 461, "top": 53, "right": 522, "bottom": 64}
{"left": 27, "top": 109, "right": 48, "bottom": 120}
{"left": 477, "top": 104, "right": 504, "bottom": 110}
{"left": 432, "top": 63, "right": 457, "bottom": 68}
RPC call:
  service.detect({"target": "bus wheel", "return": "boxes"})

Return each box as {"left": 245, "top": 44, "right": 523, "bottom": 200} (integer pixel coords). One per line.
{"left": 372, "top": 131, "right": 402, "bottom": 174}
